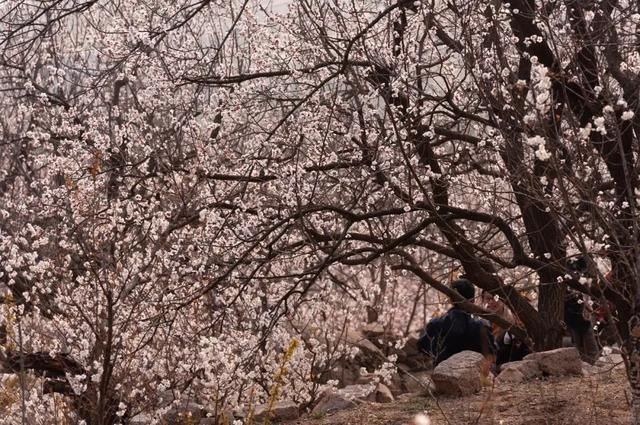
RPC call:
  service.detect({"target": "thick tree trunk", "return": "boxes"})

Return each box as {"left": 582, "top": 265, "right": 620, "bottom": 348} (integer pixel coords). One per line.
{"left": 534, "top": 279, "right": 566, "bottom": 350}
{"left": 628, "top": 356, "right": 640, "bottom": 424}
{"left": 626, "top": 316, "right": 640, "bottom": 425}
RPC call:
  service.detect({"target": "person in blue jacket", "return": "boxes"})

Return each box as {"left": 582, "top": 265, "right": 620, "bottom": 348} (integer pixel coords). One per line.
{"left": 417, "top": 278, "right": 497, "bottom": 367}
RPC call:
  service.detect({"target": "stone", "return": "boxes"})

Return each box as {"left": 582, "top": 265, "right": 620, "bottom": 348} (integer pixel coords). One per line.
{"left": 157, "top": 390, "right": 176, "bottom": 407}
{"left": 496, "top": 367, "right": 525, "bottom": 384}
{"left": 596, "top": 353, "right": 625, "bottom": 370}
{"left": 402, "top": 334, "right": 422, "bottom": 357}
{"left": 387, "top": 371, "right": 405, "bottom": 396}
{"left": 375, "top": 383, "right": 395, "bottom": 403}
{"left": 361, "top": 323, "right": 387, "bottom": 340}
{"left": 311, "top": 384, "right": 376, "bottom": 415}
{"left": 431, "top": 351, "right": 486, "bottom": 396}
{"left": 130, "top": 413, "right": 152, "bottom": 425}
{"left": 251, "top": 400, "right": 299, "bottom": 423}
{"left": 396, "top": 392, "right": 422, "bottom": 402}
{"left": 356, "top": 372, "right": 380, "bottom": 385}
{"left": 340, "top": 383, "right": 378, "bottom": 402}
{"left": 345, "top": 329, "right": 386, "bottom": 363}
{"left": 311, "top": 391, "right": 356, "bottom": 416}
{"left": 322, "top": 363, "right": 360, "bottom": 386}
{"left": 163, "top": 401, "right": 207, "bottom": 424}
{"left": 497, "top": 360, "right": 541, "bottom": 383}
{"left": 400, "top": 370, "right": 434, "bottom": 394}
{"left": 582, "top": 361, "right": 599, "bottom": 377}
{"left": 524, "top": 347, "right": 582, "bottom": 376}
{"left": 397, "top": 335, "right": 431, "bottom": 371}
{"left": 318, "top": 330, "right": 387, "bottom": 387}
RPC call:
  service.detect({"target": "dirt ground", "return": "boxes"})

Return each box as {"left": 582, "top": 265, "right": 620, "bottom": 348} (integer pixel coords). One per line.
{"left": 290, "top": 367, "right": 630, "bottom": 425}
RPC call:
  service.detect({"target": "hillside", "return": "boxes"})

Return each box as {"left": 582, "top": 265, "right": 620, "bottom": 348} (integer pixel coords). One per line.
{"left": 291, "top": 367, "right": 629, "bottom": 425}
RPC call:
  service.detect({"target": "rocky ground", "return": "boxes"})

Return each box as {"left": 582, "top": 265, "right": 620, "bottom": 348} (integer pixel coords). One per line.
{"left": 291, "top": 366, "right": 629, "bottom": 425}
{"left": 146, "top": 325, "right": 631, "bottom": 425}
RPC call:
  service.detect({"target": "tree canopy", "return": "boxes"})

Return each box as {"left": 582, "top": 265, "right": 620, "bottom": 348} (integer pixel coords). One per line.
{"left": 1, "top": 0, "right": 640, "bottom": 423}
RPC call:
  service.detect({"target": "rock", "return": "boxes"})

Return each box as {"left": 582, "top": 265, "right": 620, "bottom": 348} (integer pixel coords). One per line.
{"left": 319, "top": 330, "right": 387, "bottom": 387}
{"left": 361, "top": 323, "right": 387, "bottom": 340}
{"left": 340, "top": 384, "right": 378, "bottom": 401}
{"left": 345, "top": 329, "right": 386, "bottom": 364}
{"left": 163, "top": 401, "right": 207, "bottom": 424}
{"left": 187, "top": 404, "right": 233, "bottom": 425}
{"left": 431, "top": 351, "right": 486, "bottom": 396}
{"left": 251, "top": 400, "right": 299, "bottom": 423}
{"left": 311, "top": 391, "right": 356, "bottom": 416}
{"left": 396, "top": 392, "right": 422, "bottom": 402}
{"left": 397, "top": 335, "right": 431, "bottom": 371}
{"left": 400, "top": 370, "right": 434, "bottom": 394}
{"left": 375, "top": 383, "right": 395, "bottom": 403}
{"left": 130, "top": 413, "right": 152, "bottom": 425}
{"left": 596, "top": 353, "right": 625, "bottom": 370}
{"left": 387, "top": 371, "right": 405, "bottom": 396}
{"left": 496, "top": 367, "right": 525, "bottom": 384}
{"left": 311, "top": 384, "right": 376, "bottom": 415}
{"left": 356, "top": 372, "right": 380, "bottom": 385}
{"left": 524, "top": 347, "right": 582, "bottom": 376}
{"left": 582, "top": 361, "right": 600, "bottom": 377}
{"left": 156, "top": 390, "right": 176, "bottom": 407}
{"left": 322, "top": 363, "right": 360, "bottom": 386}
{"left": 403, "top": 334, "right": 421, "bottom": 357}
{"left": 497, "top": 360, "right": 541, "bottom": 383}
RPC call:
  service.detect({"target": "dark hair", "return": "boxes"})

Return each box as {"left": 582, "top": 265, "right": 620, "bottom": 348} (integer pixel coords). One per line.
{"left": 452, "top": 278, "right": 475, "bottom": 301}
{"left": 568, "top": 256, "right": 587, "bottom": 272}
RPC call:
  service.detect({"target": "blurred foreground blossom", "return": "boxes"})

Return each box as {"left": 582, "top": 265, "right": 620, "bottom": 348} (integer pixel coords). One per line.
{"left": 413, "top": 413, "right": 431, "bottom": 425}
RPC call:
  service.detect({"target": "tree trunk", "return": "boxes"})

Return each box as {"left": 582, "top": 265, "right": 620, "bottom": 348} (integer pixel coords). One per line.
{"left": 628, "top": 359, "right": 640, "bottom": 424}
{"left": 627, "top": 315, "right": 640, "bottom": 424}
{"left": 534, "top": 278, "right": 566, "bottom": 350}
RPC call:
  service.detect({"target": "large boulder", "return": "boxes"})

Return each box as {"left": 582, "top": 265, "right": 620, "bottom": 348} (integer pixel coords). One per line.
{"left": 199, "top": 409, "right": 234, "bottom": 424}
{"left": 321, "top": 363, "right": 360, "bottom": 386}
{"left": 361, "top": 323, "right": 387, "bottom": 340}
{"left": 344, "top": 329, "right": 386, "bottom": 367}
{"left": 130, "top": 414, "right": 152, "bottom": 425}
{"left": 318, "top": 329, "right": 388, "bottom": 387}
{"left": 375, "top": 383, "right": 395, "bottom": 403}
{"left": 162, "top": 401, "right": 208, "bottom": 424}
{"left": 311, "top": 384, "right": 376, "bottom": 415}
{"left": 400, "top": 370, "right": 434, "bottom": 394}
{"left": 431, "top": 351, "right": 486, "bottom": 396}
{"left": 496, "top": 360, "right": 542, "bottom": 383}
{"left": 234, "top": 400, "right": 299, "bottom": 423}
{"left": 595, "top": 352, "right": 625, "bottom": 370}
{"left": 252, "top": 401, "right": 299, "bottom": 423}
{"left": 355, "top": 372, "right": 379, "bottom": 385}
{"left": 397, "top": 334, "right": 432, "bottom": 371}
{"left": 524, "top": 347, "right": 582, "bottom": 376}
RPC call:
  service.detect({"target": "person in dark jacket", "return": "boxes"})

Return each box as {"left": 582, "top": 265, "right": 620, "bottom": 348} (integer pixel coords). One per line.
{"left": 495, "top": 328, "right": 531, "bottom": 367}
{"left": 565, "top": 291, "right": 599, "bottom": 364}
{"left": 417, "top": 278, "right": 497, "bottom": 366}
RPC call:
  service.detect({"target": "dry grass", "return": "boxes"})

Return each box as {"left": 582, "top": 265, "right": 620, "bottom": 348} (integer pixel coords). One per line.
{"left": 290, "top": 368, "right": 630, "bottom": 425}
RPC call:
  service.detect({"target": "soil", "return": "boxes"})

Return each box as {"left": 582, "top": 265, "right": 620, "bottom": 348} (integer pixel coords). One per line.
{"left": 289, "top": 367, "right": 630, "bottom": 425}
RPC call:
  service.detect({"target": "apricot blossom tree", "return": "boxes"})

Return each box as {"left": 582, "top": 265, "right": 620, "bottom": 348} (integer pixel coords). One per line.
{"left": 1, "top": 0, "right": 640, "bottom": 423}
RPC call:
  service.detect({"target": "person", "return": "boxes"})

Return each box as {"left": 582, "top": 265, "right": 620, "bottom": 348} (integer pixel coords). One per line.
{"left": 592, "top": 298, "right": 618, "bottom": 347}
{"left": 417, "top": 278, "right": 497, "bottom": 367}
{"left": 564, "top": 291, "right": 599, "bottom": 363}
{"left": 481, "top": 291, "right": 531, "bottom": 368}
